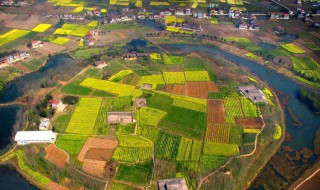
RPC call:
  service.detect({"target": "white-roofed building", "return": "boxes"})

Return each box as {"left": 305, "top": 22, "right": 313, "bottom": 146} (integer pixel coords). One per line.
{"left": 14, "top": 130, "right": 56, "bottom": 145}
{"left": 39, "top": 118, "right": 50, "bottom": 130}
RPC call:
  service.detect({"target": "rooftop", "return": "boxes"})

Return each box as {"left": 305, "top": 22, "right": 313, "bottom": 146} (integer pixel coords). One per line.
{"left": 15, "top": 130, "right": 56, "bottom": 141}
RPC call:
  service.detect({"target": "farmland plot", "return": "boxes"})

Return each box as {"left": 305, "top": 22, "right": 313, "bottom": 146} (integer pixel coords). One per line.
{"left": 106, "top": 96, "right": 132, "bottom": 110}
{"left": 291, "top": 56, "right": 320, "bottom": 82}
{"left": 207, "top": 100, "right": 225, "bottom": 124}
{"left": 82, "top": 159, "right": 106, "bottom": 178}
{"left": 115, "top": 162, "right": 153, "bottom": 186}
{"left": 158, "top": 120, "right": 203, "bottom": 140}
{"left": 164, "top": 106, "right": 207, "bottom": 131}
{"left": 200, "top": 155, "right": 227, "bottom": 173}
{"left": 50, "top": 37, "right": 70, "bottom": 45}
{"left": 155, "top": 131, "right": 181, "bottom": 160}
{"left": 185, "top": 71, "right": 210, "bottom": 82}
{"left": 186, "top": 81, "right": 219, "bottom": 99}
{"left": 108, "top": 70, "right": 133, "bottom": 82}
{"left": 112, "top": 147, "right": 152, "bottom": 162}
{"left": 206, "top": 124, "right": 231, "bottom": 143}
{"left": 0, "top": 29, "right": 30, "bottom": 47}
{"left": 225, "top": 98, "right": 243, "bottom": 118}
{"left": 80, "top": 78, "right": 136, "bottom": 96}
{"left": 183, "top": 57, "right": 205, "bottom": 71}
{"left": 65, "top": 98, "right": 102, "bottom": 135}
{"left": 32, "top": 24, "right": 52, "bottom": 32}
{"left": 165, "top": 84, "right": 187, "bottom": 96}
{"left": 281, "top": 43, "right": 305, "bottom": 54}
{"left": 163, "top": 72, "right": 186, "bottom": 84}
{"left": 137, "top": 125, "right": 159, "bottom": 142}
{"left": 163, "top": 54, "right": 184, "bottom": 65}
{"left": 45, "top": 144, "right": 68, "bottom": 168}
{"left": 173, "top": 98, "right": 206, "bottom": 112}
{"left": 117, "top": 135, "right": 152, "bottom": 148}
{"left": 235, "top": 117, "right": 263, "bottom": 129}
{"left": 240, "top": 98, "right": 258, "bottom": 117}
{"left": 176, "top": 137, "right": 202, "bottom": 161}
{"left": 56, "top": 135, "right": 87, "bottom": 156}
{"left": 147, "top": 92, "right": 173, "bottom": 112}
{"left": 139, "top": 75, "right": 165, "bottom": 89}
{"left": 203, "top": 142, "right": 239, "bottom": 156}
{"left": 138, "top": 107, "right": 167, "bottom": 126}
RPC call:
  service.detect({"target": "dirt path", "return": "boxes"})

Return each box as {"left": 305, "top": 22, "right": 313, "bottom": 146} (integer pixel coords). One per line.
{"left": 293, "top": 169, "right": 320, "bottom": 190}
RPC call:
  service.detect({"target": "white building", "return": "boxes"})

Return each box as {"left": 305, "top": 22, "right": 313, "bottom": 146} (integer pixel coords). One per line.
{"left": 15, "top": 130, "right": 56, "bottom": 145}
{"left": 39, "top": 118, "right": 50, "bottom": 130}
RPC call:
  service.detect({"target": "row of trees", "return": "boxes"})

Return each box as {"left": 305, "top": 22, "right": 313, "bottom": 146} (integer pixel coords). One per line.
{"left": 298, "top": 89, "right": 320, "bottom": 113}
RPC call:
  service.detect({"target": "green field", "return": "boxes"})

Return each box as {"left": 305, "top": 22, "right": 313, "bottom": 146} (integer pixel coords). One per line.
{"left": 150, "top": 53, "right": 162, "bottom": 60}
{"left": 164, "top": 106, "right": 207, "bottom": 131}
{"left": 245, "top": 53, "right": 259, "bottom": 60}
{"left": 184, "top": 71, "right": 210, "bottom": 82}
{"left": 31, "top": 24, "right": 52, "bottom": 32}
{"left": 203, "top": 142, "right": 239, "bottom": 156}
{"left": 158, "top": 119, "right": 203, "bottom": 139}
{"left": 240, "top": 98, "right": 259, "bottom": 117}
{"left": 281, "top": 43, "right": 305, "bottom": 54}
{"left": 106, "top": 96, "right": 132, "bottom": 110}
{"left": 54, "top": 113, "right": 72, "bottom": 133}
{"left": 137, "top": 125, "right": 159, "bottom": 142}
{"left": 225, "top": 37, "right": 250, "bottom": 43}
{"left": 109, "top": 182, "right": 132, "bottom": 190}
{"left": 56, "top": 134, "right": 87, "bottom": 156}
{"left": 108, "top": 70, "right": 133, "bottom": 82}
{"left": 118, "top": 135, "right": 153, "bottom": 148}
{"left": 80, "top": 78, "right": 136, "bottom": 96}
{"left": 291, "top": 56, "right": 320, "bottom": 82}
{"left": 61, "top": 83, "right": 92, "bottom": 95}
{"left": 115, "top": 162, "right": 153, "bottom": 186}
{"left": 112, "top": 147, "right": 152, "bottom": 162}
{"left": 176, "top": 137, "right": 202, "bottom": 161}
{"left": 50, "top": 37, "right": 69, "bottom": 45}
{"left": 200, "top": 155, "right": 227, "bottom": 172}
{"left": 0, "top": 29, "right": 30, "bottom": 47}
{"left": 225, "top": 99, "right": 243, "bottom": 119}
{"left": 303, "top": 42, "right": 320, "bottom": 51}
{"left": 65, "top": 98, "right": 102, "bottom": 135}
{"left": 183, "top": 57, "right": 205, "bottom": 71}
{"left": 139, "top": 75, "right": 165, "bottom": 89}
{"left": 54, "top": 23, "right": 92, "bottom": 37}
{"left": 138, "top": 107, "right": 167, "bottom": 126}
{"left": 147, "top": 92, "right": 173, "bottom": 112}
{"left": 74, "top": 48, "right": 101, "bottom": 59}
{"left": 16, "top": 150, "right": 50, "bottom": 187}
{"left": 163, "top": 54, "right": 184, "bottom": 65}
{"left": 172, "top": 98, "right": 206, "bottom": 112}
{"left": 163, "top": 72, "right": 185, "bottom": 84}
{"left": 155, "top": 131, "right": 181, "bottom": 160}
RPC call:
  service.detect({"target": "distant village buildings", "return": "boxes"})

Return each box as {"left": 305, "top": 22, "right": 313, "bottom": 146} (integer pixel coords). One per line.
{"left": 29, "top": 40, "right": 45, "bottom": 49}
{"left": 270, "top": 12, "right": 290, "bottom": 20}
{"left": 1, "top": 0, "right": 29, "bottom": 6}
{"left": 236, "top": 85, "right": 268, "bottom": 104}
{"left": 0, "top": 51, "right": 30, "bottom": 65}
{"left": 123, "top": 51, "right": 148, "bottom": 60}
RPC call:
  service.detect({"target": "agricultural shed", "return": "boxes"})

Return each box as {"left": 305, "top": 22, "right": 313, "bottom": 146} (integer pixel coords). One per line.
{"left": 39, "top": 118, "right": 50, "bottom": 130}
{"left": 93, "top": 61, "right": 107, "bottom": 69}
{"left": 135, "top": 98, "right": 147, "bottom": 108}
{"left": 107, "top": 112, "right": 134, "bottom": 124}
{"left": 15, "top": 130, "right": 56, "bottom": 145}
{"left": 158, "top": 178, "right": 188, "bottom": 190}
{"left": 141, "top": 84, "right": 152, "bottom": 90}
{"left": 236, "top": 85, "right": 267, "bottom": 104}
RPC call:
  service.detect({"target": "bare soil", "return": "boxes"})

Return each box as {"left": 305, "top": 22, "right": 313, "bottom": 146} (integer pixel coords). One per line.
{"left": 186, "top": 81, "right": 219, "bottom": 98}
{"left": 85, "top": 148, "right": 114, "bottom": 161}
{"left": 46, "top": 181, "right": 69, "bottom": 190}
{"left": 82, "top": 159, "right": 107, "bottom": 179}
{"left": 235, "top": 117, "right": 264, "bottom": 129}
{"left": 207, "top": 100, "right": 225, "bottom": 124}
{"left": 37, "top": 43, "right": 66, "bottom": 56}
{"left": 45, "top": 144, "right": 68, "bottom": 168}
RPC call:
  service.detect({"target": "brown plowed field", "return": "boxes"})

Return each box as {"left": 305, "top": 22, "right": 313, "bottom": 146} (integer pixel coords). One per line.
{"left": 207, "top": 100, "right": 225, "bottom": 124}
{"left": 82, "top": 159, "right": 107, "bottom": 179}
{"left": 165, "top": 84, "right": 186, "bottom": 95}
{"left": 235, "top": 117, "right": 263, "bottom": 129}
{"left": 186, "top": 82, "right": 219, "bottom": 98}
{"left": 78, "top": 137, "right": 118, "bottom": 162}
{"left": 45, "top": 144, "right": 68, "bottom": 168}
{"left": 47, "top": 181, "right": 69, "bottom": 190}
{"left": 85, "top": 148, "right": 114, "bottom": 161}
{"left": 206, "top": 124, "right": 230, "bottom": 143}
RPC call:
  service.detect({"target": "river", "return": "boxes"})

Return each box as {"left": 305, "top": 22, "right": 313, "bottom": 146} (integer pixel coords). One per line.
{"left": 0, "top": 44, "right": 319, "bottom": 189}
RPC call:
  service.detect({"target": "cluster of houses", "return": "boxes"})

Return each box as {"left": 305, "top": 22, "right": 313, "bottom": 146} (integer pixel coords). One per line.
{"left": 123, "top": 51, "right": 148, "bottom": 60}
{"left": 86, "top": 10, "right": 101, "bottom": 17}
{"left": 1, "top": 0, "right": 28, "bottom": 6}
{"left": 0, "top": 51, "right": 30, "bottom": 65}
{"left": 103, "top": 14, "right": 136, "bottom": 24}
{"left": 237, "top": 19, "right": 260, "bottom": 30}
{"left": 236, "top": 85, "right": 268, "bottom": 104}
{"left": 45, "top": 14, "right": 85, "bottom": 21}
{"left": 29, "top": 40, "right": 46, "bottom": 49}
{"left": 84, "top": 29, "right": 98, "bottom": 46}
{"left": 270, "top": 12, "right": 290, "bottom": 20}
{"left": 167, "top": 22, "right": 203, "bottom": 32}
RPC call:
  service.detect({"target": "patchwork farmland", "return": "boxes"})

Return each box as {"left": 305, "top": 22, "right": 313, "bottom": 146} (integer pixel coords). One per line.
{"left": 16, "top": 49, "right": 270, "bottom": 190}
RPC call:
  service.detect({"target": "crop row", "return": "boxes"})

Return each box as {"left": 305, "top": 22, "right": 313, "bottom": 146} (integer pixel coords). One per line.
{"left": 203, "top": 142, "right": 239, "bottom": 156}
{"left": 224, "top": 99, "right": 243, "bottom": 117}
{"left": 163, "top": 72, "right": 186, "bottom": 84}
{"left": 112, "top": 147, "right": 152, "bottom": 162}
{"left": 138, "top": 107, "right": 167, "bottom": 126}
{"left": 16, "top": 150, "right": 51, "bottom": 187}
{"left": 80, "top": 78, "right": 136, "bottom": 96}
{"left": 0, "top": 29, "right": 30, "bottom": 47}
{"left": 118, "top": 135, "right": 153, "bottom": 148}
{"left": 172, "top": 98, "right": 207, "bottom": 112}
{"left": 66, "top": 98, "right": 102, "bottom": 135}
{"left": 176, "top": 137, "right": 202, "bottom": 161}
{"left": 206, "top": 124, "right": 231, "bottom": 143}
{"left": 137, "top": 125, "right": 159, "bottom": 142}
{"left": 155, "top": 131, "right": 181, "bottom": 160}
{"left": 184, "top": 71, "right": 210, "bottom": 82}
{"left": 240, "top": 98, "right": 259, "bottom": 117}
{"left": 108, "top": 70, "right": 133, "bottom": 82}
